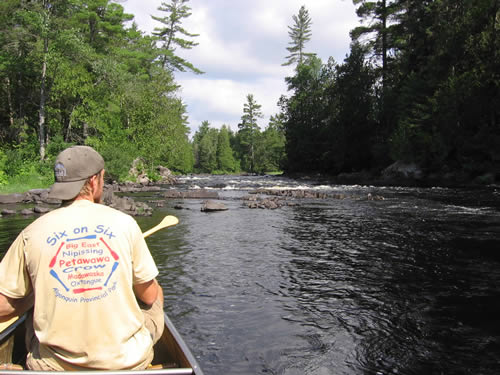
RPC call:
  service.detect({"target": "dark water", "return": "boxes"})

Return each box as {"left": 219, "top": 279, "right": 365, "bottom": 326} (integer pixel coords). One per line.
{"left": 1, "top": 175, "right": 500, "bottom": 375}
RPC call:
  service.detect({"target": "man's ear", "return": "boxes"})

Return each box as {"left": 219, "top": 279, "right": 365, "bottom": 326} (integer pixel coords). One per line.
{"left": 89, "top": 174, "right": 99, "bottom": 192}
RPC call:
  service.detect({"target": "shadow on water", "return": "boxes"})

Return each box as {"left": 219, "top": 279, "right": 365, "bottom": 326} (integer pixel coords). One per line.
{"left": 277, "top": 193, "right": 500, "bottom": 375}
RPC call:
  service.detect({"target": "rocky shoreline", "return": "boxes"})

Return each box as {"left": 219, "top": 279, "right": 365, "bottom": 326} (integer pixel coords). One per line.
{"left": 0, "top": 184, "right": 156, "bottom": 218}
{"left": 288, "top": 161, "right": 499, "bottom": 188}
{"left": 1, "top": 161, "right": 498, "bottom": 218}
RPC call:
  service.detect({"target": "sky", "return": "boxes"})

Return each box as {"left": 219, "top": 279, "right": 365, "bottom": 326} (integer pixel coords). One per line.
{"left": 120, "top": 0, "right": 360, "bottom": 138}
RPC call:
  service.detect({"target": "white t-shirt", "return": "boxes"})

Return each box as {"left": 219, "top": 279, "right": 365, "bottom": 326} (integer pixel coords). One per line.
{"left": 0, "top": 200, "right": 159, "bottom": 370}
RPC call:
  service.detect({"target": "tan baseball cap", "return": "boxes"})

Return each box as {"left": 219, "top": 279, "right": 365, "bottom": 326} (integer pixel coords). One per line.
{"left": 48, "top": 146, "right": 105, "bottom": 200}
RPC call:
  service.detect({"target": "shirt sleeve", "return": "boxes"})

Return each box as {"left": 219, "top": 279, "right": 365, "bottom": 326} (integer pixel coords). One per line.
{"left": 0, "top": 232, "right": 32, "bottom": 298}
{"left": 130, "top": 219, "right": 159, "bottom": 285}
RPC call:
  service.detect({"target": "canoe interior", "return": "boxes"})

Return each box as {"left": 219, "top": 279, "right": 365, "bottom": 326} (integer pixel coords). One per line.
{"left": 0, "top": 313, "right": 203, "bottom": 375}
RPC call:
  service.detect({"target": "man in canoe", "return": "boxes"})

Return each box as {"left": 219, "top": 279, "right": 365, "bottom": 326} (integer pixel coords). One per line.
{"left": 0, "top": 145, "right": 164, "bottom": 370}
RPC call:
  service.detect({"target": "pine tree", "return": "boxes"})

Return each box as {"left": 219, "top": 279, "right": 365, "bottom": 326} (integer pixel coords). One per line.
{"left": 238, "top": 94, "right": 263, "bottom": 172}
{"left": 152, "top": 0, "right": 203, "bottom": 74}
{"left": 217, "top": 125, "right": 238, "bottom": 172}
{"left": 282, "top": 5, "right": 316, "bottom": 67}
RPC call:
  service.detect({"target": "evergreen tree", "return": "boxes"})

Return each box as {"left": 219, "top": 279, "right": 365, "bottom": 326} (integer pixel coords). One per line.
{"left": 238, "top": 94, "right": 263, "bottom": 173}
{"left": 152, "top": 0, "right": 203, "bottom": 74}
{"left": 193, "top": 120, "right": 211, "bottom": 169}
{"left": 282, "top": 5, "right": 316, "bottom": 67}
{"left": 350, "top": 0, "right": 400, "bottom": 89}
{"left": 254, "top": 116, "right": 286, "bottom": 173}
{"left": 198, "top": 128, "right": 218, "bottom": 173}
{"left": 217, "top": 125, "right": 238, "bottom": 172}
{"left": 282, "top": 55, "right": 329, "bottom": 172}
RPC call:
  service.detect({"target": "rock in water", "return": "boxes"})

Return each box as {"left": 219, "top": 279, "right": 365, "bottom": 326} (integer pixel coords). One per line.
{"left": 201, "top": 200, "right": 228, "bottom": 212}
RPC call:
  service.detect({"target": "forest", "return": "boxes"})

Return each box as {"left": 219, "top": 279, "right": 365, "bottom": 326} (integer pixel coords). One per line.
{"left": 0, "top": 0, "right": 499, "bottom": 190}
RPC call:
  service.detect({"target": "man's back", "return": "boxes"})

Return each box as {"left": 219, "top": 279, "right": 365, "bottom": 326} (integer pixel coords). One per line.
{"left": 0, "top": 200, "right": 158, "bottom": 370}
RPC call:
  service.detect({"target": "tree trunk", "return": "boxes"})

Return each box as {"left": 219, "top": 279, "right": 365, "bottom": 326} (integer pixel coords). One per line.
{"left": 381, "top": 0, "right": 387, "bottom": 92}
{"left": 4, "top": 77, "right": 15, "bottom": 129}
{"left": 38, "top": 36, "right": 48, "bottom": 161}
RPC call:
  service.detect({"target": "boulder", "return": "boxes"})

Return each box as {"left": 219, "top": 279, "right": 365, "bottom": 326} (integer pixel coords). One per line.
{"left": 128, "top": 159, "right": 177, "bottom": 185}
{"left": 250, "top": 189, "right": 329, "bottom": 199}
{"left": 157, "top": 166, "right": 177, "bottom": 184}
{"left": 34, "top": 206, "right": 51, "bottom": 214}
{"left": 474, "top": 173, "right": 495, "bottom": 185}
{"left": 20, "top": 208, "right": 34, "bottom": 215}
{"left": 1, "top": 209, "right": 16, "bottom": 215}
{"left": 102, "top": 187, "right": 152, "bottom": 216}
{"left": 382, "top": 161, "right": 423, "bottom": 180}
{"left": 164, "top": 190, "right": 219, "bottom": 199}
{"left": 244, "top": 197, "right": 287, "bottom": 209}
{"left": 136, "top": 173, "right": 151, "bottom": 186}
{"left": 129, "top": 158, "right": 145, "bottom": 180}
{"left": 0, "top": 193, "right": 26, "bottom": 204}
{"left": 201, "top": 200, "right": 228, "bottom": 212}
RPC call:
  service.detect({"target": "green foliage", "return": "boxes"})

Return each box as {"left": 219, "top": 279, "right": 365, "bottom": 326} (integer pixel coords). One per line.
{"left": 0, "top": 145, "right": 54, "bottom": 193}
{"left": 283, "top": 5, "right": 316, "bottom": 67}
{"left": 279, "top": 0, "right": 499, "bottom": 179}
{"left": 0, "top": 150, "right": 7, "bottom": 186}
{"left": 238, "top": 94, "right": 263, "bottom": 173}
{"left": 254, "top": 120, "right": 286, "bottom": 174}
{"left": 152, "top": 0, "right": 203, "bottom": 74}
{"left": 192, "top": 123, "right": 239, "bottom": 174}
{"left": 217, "top": 126, "right": 239, "bottom": 172}
{"left": 0, "top": 0, "right": 196, "bottom": 186}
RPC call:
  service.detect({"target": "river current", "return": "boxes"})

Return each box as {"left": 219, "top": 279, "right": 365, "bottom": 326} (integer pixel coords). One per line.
{"left": 1, "top": 175, "right": 500, "bottom": 374}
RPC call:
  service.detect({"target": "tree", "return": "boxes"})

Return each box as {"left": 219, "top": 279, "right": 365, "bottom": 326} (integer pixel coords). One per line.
{"left": 281, "top": 55, "right": 329, "bottom": 172}
{"left": 152, "top": 0, "right": 203, "bottom": 74}
{"left": 350, "top": 0, "right": 401, "bottom": 89}
{"left": 0, "top": 0, "right": 194, "bottom": 182}
{"left": 198, "top": 128, "right": 218, "bottom": 172}
{"left": 282, "top": 5, "right": 315, "bottom": 67}
{"left": 217, "top": 125, "right": 238, "bottom": 172}
{"left": 254, "top": 116, "right": 286, "bottom": 173}
{"left": 238, "top": 94, "right": 263, "bottom": 173}
{"left": 330, "top": 43, "right": 377, "bottom": 172}
{"left": 193, "top": 120, "right": 210, "bottom": 169}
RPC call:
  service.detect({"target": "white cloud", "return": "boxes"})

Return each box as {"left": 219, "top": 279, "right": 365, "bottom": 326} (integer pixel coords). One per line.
{"left": 178, "top": 76, "right": 287, "bottom": 134}
{"left": 120, "top": 0, "right": 360, "bottom": 137}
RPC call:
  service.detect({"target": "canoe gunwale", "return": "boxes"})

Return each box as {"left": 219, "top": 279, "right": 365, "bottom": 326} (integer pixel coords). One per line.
{"left": 0, "top": 369, "right": 194, "bottom": 375}
{"left": 0, "top": 314, "right": 27, "bottom": 343}
{"left": 0, "top": 312, "right": 203, "bottom": 375}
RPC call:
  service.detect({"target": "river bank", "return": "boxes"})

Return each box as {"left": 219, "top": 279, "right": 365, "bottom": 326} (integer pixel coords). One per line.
{"left": 286, "top": 161, "right": 499, "bottom": 189}
{"left": 1, "top": 163, "right": 499, "bottom": 219}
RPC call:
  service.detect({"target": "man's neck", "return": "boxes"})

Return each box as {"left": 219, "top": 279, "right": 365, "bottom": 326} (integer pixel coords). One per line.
{"left": 74, "top": 194, "right": 94, "bottom": 202}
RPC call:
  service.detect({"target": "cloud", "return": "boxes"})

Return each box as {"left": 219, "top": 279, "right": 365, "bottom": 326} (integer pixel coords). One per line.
{"left": 120, "top": 0, "right": 360, "bottom": 137}
{"left": 178, "top": 76, "right": 287, "bottom": 132}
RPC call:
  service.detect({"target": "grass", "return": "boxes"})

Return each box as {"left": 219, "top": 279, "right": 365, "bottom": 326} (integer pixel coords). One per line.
{"left": 0, "top": 173, "right": 53, "bottom": 194}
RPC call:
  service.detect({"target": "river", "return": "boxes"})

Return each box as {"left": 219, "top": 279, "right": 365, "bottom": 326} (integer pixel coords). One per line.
{"left": 1, "top": 175, "right": 500, "bottom": 374}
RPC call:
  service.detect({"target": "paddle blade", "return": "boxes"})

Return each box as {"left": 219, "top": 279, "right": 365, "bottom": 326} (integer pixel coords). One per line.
{"left": 143, "top": 215, "right": 179, "bottom": 238}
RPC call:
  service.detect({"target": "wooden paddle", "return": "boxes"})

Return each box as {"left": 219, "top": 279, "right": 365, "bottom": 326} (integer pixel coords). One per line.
{"left": 0, "top": 215, "right": 179, "bottom": 335}
{"left": 143, "top": 215, "right": 179, "bottom": 238}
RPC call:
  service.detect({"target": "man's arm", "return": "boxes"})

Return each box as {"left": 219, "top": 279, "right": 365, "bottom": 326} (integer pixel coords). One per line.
{"left": 0, "top": 292, "right": 33, "bottom": 319}
{"left": 133, "top": 279, "right": 161, "bottom": 306}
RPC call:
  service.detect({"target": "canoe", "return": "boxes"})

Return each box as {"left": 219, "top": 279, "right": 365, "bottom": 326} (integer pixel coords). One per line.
{"left": 0, "top": 312, "right": 204, "bottom": 374}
